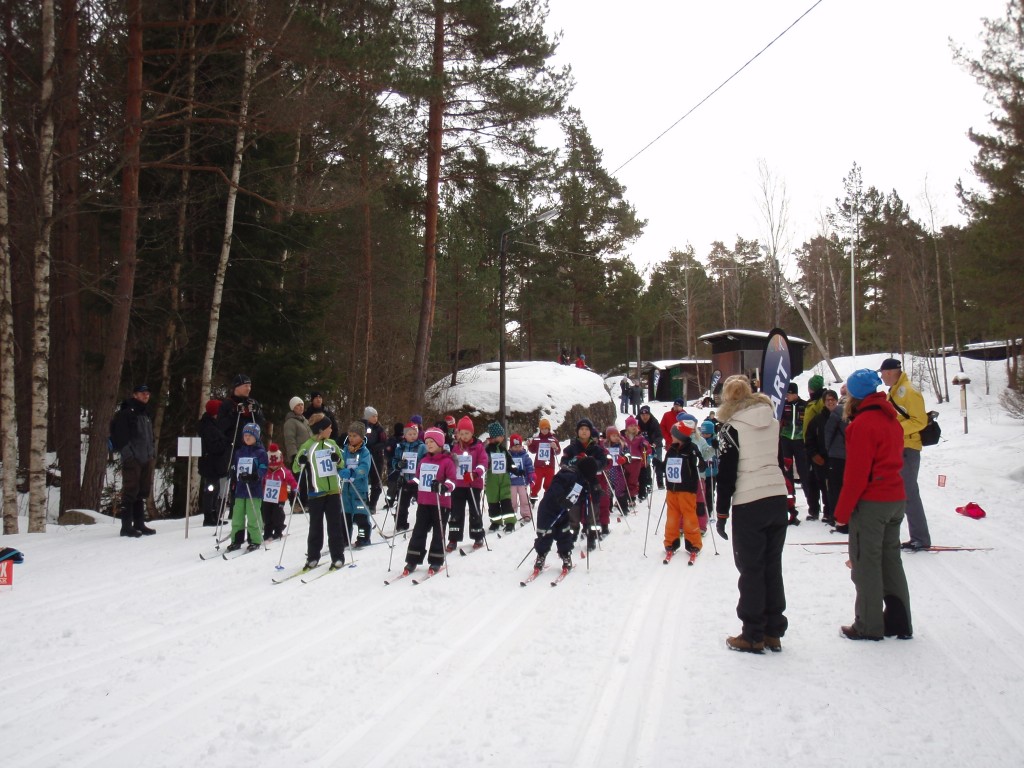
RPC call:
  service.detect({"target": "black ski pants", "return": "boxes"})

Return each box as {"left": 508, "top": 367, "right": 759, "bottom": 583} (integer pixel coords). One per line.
{"left": 407, "top": 503, "right": 448, "bottom": 568}
{"left": 730, "top": 495, "right": 789, "bottom": 643}
{"left": 307, "top": 493, "right": 345, "bottom": 564}
{"left": 448, "top": 486, "right": 483, "bottom": 544}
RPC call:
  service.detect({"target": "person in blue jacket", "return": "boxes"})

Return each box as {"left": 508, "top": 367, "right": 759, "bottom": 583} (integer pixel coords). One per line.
{"left": 340, "top": 421, "right": 373, "bottom": 547}
{"left": 228, "top": 422, "right": 268, "bottom": 551}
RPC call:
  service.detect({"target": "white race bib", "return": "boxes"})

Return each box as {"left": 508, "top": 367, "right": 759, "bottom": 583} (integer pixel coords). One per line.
{"left": 457, "top": 455, "right": 471, "bottom": 475}
{"left": 236, "top": 457, "right": 254, "bottom": 479}
{"left": 419, "top": 462, "right": 440, "bottom": 490}
{"left": 403, "top": 450, "right": 419, "bottom": 475}
{"left": 665, "top": 457, "right": 683, "bottom": 483}
{"left": 263, "top": 479, "right": 282, "bottom": 503}
{"left": 567, "top": 482, "right": 583, "bottom": 504}
{"left": 537, "top": 443, "right": 551, "bottom": 462}
{"left": 314, "top": 448, "right": 334, "bottom": 478}
{"left": 346, "top": 456, "right": 359, "bottom": 470}
{"left": 608, "top": 446, "right": 620, "bottom": 460}
{"left": 490, "top": 453, "right": 507, "bottom": 474}
{"left": 512, "top": 456, "right": 524, "bottom": 472}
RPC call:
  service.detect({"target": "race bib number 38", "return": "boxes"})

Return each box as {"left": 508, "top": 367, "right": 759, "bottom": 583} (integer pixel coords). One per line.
{"left": 665, "top": 457, "right": 683, "bottom": 483}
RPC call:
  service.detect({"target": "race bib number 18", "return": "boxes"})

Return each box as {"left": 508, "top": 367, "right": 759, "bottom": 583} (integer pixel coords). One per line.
{"left": 419, "top": 462, "right": 439, "bottom": 490}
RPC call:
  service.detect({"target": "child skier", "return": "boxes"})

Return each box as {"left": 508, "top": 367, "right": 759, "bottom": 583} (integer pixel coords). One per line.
{"left": 621, "top": 416, "right": 650, "bottom": 506}
{"left": 664, "top": 421, "right": 702, "bottom": 563}
{"left": 598, "top": 425, "right": 630, "bottom": 532}
{"left": 561, "top": 418, "right": 609, "bottom": 551}
{"left": 447, "top": 416, "right": 488, "bottom": 551}
{"left": 527, "top": 418, "right": 561, "bottom": 501}
{"left": 508, "top": 434, "right": 535, "bottom": 522}
{"left": 699, "top": 420, "right": 719, "bottom": 525}
{"left": 531, "top": 456, "right": 599, "bottom": 573}
{"left": 484, "top": 422, "right": 517, "bottom": 533}
{"left": 228, "top": 423, "right": 268, "bottom": 552}
{"left": 404, "top": 427, "right": 458, "bottom": 575}
{"left": 390, "top": 422, "right": 426, "bottom": 532}
{"left": 293, "top": 418, "right": 346, "bottom": 569}
{"left": 262, "top": 443, "right": 297, "bottom": 541}
{"left": 340, "top": 421, "right": 373, "bottom": 547}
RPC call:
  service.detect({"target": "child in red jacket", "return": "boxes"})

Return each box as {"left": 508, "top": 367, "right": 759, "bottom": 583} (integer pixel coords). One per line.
{"left": 528, "top": 418, "right": 561, "bottom": 501}
{"left": 262, "top": 443, "right": 298, "bottom": 541}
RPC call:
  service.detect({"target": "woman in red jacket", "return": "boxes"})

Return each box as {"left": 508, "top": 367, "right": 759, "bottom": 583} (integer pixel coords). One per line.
{"left": 833, "top": 369, "right": 913, "bottom": 641}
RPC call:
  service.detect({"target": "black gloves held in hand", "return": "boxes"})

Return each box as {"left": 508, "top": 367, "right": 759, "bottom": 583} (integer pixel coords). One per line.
{"left": 716, "top": 518, "right": 728, "bottom": 540}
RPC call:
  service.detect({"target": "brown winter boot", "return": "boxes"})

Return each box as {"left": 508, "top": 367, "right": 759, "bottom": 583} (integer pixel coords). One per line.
{"left": 726, "top": 635, "right": 765, "bottom": 654}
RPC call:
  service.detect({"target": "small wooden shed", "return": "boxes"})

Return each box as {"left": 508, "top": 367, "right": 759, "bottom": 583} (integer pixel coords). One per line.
{"left": 698, "top": 329, "right": 810, "bottom": 391}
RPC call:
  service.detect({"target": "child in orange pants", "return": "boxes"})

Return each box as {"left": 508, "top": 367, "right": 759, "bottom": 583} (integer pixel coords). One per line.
{"left": 663, "top": 421, "right": 702, "bottom": 558}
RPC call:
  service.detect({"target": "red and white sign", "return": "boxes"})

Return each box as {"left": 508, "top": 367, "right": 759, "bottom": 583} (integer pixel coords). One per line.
{"left": 938, "top": 475, "right": 947, "bottom": 487}
{"left": 0, "top": 559, "right": 13, "bottom": 587}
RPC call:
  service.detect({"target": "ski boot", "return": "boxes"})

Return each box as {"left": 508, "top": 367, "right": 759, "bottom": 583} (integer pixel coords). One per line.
{"left": 560, "top": 553, "right": 573, "bottom": 571}
{"left": 226, "top": 541, "right": 243, "bottom": 552}
{"left": 533, "top": 553, "right": 546, "bottom": 571}
{"left": 245, "top": 542, "right": 261, "bottom": 552}
{"left": 330, "top": 559, "right": 345, "bottom": 570}
{"left": 503, "top": 522, "right": 516, "bottom": 533}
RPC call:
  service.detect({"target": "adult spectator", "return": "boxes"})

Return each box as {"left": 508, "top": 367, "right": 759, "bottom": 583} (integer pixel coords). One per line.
{"left": 823, "top": 386, "right": 848, "bottom": 531}
{"left": 805, "top": 389, "right": 838, "bottom": 525}
{"left": 363, "top": 406, "right": 389, "bottom": 511}
{"left": 659, "top": 399, "right": 686, "bottom": 448}
{"left": 303, "top": 390, "right": 338, "bottom": 437}
{"left": 778, "top": 382, "right": 808, "bottom": 525}
{"left": 630, "top": 381, "right": 644, "bottom": 416}
{"left": 619, "top": 377, "right": 631, "bottom": 414}
{"left": 111, "top": 384, "right": 157, "bottom": 537}
{"left": 878, "top": 358, "right": 931, "bottom": 550}
{"left": 801, "top": 375, "right": 827, "bottom": 519}
{"left": 283, "top": 396, "right": 312, "bottom": 468}
{"left": 198, "top": 398, "right": 232, "bottom": 526}
{"left": 715, "top": 375, "right": 789, "bottom": 654}
{"left": 833, "top": 369, "right": 912, "bottom": 641}
{"left": 217, "top": 374, "right": 265, "bottom": 448}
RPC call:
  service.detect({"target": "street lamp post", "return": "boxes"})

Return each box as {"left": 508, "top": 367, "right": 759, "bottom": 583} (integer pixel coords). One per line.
{"left": 499, "top": 207, "right": 558, "bottom": 434}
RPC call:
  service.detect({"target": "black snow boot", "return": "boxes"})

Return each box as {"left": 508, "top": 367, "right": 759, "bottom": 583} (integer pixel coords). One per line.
{"left": 120, "top": 512, "right": 141, "bottom": 538}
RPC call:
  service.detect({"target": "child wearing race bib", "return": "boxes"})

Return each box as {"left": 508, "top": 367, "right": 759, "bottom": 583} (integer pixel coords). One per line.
{"left": 293, "top": 418, "right": 346, "bottom": 569}
{"left": 262, "top": 443, "right": 297, "bottom": 541}
{"left": 484, "top": 422, "right": 517, "bottom": 533}
{"left": 389, "top": 423, "right": 425, "bottom": 533}
{"left": 527, "top": 418, "right": 561, "bottom": 501}
{"left": 663, "top": 421, "right": 702, "bottom": 558}
{"left": 340, "top": 422, "right": 374, "bottom": 547}
{"left": 404, "top": 428, "right": 457, "bottom": 575}
{"left": 622, "top": 416, "right": 650, "bottom": 506}
{"left": 531, "top": 457, "right": 598, "bottom": 573}
{"left": 598, "top": 425, "right": 630, "bottom": 532}
{"left": 228, "top": 423, "right": 269, "bottom": 552}
{"left": 447, "top": 416, "right": 488, "bottom": 551}
{"left": 508, "top": 434, "right": 535, "bottom": 522}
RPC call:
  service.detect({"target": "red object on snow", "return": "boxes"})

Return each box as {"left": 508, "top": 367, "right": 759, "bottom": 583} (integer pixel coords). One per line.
{"left": 956, "top": 502, "right": 986, "bottom": 519}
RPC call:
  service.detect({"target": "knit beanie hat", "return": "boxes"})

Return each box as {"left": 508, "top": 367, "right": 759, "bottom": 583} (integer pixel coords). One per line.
{"left": 312, "top": 417, "right": 332, "bottom": 434}
{"left": 576, "top": 418, "right": 595, "bottom": 434}
{"left": 232, "top": 374, "right": 251, "bottom": 389}
{"left": 846, "top": 369, "right": 882, "bottom": 400}
{"left": 205, "top": 399, "right": 220, "bottom": 417}
{"left": 404, "top": 422, "right": 419, "bottom": 435}
{"left": 364, "top": 406, "right": 378, "bottom": 419}
{"left": 457, "top": 416, "right": 474, "bottom": 433}
{"left": 700, "top": 420, "right": 715, "bottom": 436}
{"left": 624, "top": 415, "right": 638, "bottom": 429}
{"left": 605, "top": 425, "right": 620, "bottom": 435}
{"left": 242, "top": 422, "right": 261, "bottom": 440}
{"left": 347, "top": 421, "right": 366, "bottom": 439}
{"left": 445, "top": 414, "right": 457, "bottom": 427}
{"left": 289, "top": 396, "right": 304, "bottom": 410}
{"left": 787, "top": 382, "right": 799, "bottom": 395}
{"left": 411, "top": 414, "right": 423, "bottom": 425}
{"left": 639, "top": 405, "right": 651, "bottom": 415}
{"left": 423, "top": 427, "right": 446, "bottom": 448}
{"left": 808, "top": 374, "right": 825, "bottom": 393}
{"left": 510, "top": 433, "right": 523, "bottom": 446}
{"left": 268, "top": 443, "right": 283, "bottom": 463}
{"left": 677, "top": 412, "right": 698, "bottom": 424}
{"left": 539, "top": 418, "right": 551, "bottom": 430}
{"left": 487, "top": 422, "right": 505, "bottom": 438}
{"left": 671, "top": 421, "right": 693, "bottom": 441}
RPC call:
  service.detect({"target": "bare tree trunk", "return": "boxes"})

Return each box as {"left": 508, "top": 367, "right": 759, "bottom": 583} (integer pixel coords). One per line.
{"left": 199, "top": 7, "right": 256, "bottom": 410}
{"left": 80, "top": 0, "right": 143, "bottom": 512}
{"left": 0, "top": 83, "right": 19, "bottom": 534}
{"left": 27, "top": 0, "right": 57, "bottom": 532}
{"left": 411, "top": 0, "right": 445, "bottom": 408}
{"left": 53, "top": 0, "right": 82, "bottom": 515}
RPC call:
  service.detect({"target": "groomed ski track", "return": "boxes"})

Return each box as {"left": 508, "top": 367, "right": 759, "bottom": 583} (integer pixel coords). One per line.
{"left": 3, "top": 480, "right": 1024, "bottom": 768}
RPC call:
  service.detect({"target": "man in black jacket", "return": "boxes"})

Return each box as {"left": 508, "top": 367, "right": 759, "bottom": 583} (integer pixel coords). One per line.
{"left": 111, "top": 384, "right": 157, "bottom": 537}
{"left": 362, "top": 406, "right": 389, "bottom": 511}
{"left": 198, "top": 399, "right": 232, "bottom": 526}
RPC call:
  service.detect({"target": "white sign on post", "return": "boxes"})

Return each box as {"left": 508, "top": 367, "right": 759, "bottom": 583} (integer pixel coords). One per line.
{"left": 177, "top": 437, "right": 202, "bottom": 457}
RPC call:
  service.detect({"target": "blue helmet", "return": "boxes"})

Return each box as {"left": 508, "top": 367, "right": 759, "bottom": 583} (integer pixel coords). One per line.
{"left": 846, "top": 369, "right": 882, "bottom": 400}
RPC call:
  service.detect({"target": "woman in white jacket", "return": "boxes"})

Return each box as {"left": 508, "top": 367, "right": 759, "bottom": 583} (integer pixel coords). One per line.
{"left": 715, "top": 375, "right": 790, "bottom": 654}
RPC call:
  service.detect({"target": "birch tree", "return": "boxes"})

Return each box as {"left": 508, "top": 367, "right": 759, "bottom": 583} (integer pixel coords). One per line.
{"left": 1, "top": 82, "right": 18, "bottom": 534}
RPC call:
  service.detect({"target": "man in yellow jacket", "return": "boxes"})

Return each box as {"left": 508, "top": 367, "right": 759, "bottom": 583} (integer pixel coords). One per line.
{"left": 879, "top": 358, "right": 931, "bottom": 550}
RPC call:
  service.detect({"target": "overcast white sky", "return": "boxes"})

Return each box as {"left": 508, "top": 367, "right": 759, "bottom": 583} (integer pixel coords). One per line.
{"left": 542, "top": 0, "right": 1007, "bottom": 276}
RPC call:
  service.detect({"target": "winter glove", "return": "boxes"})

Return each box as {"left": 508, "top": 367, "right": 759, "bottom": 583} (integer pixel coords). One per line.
{"left": 577, "top": 453, "right": 587, "bottom": 460}
{"left": 716, "top": 518, "right": 729, "bottom": 540}
{"left": 298, "top": 454, "right": 308, "bottom": 465}
{"left": 835, "top": 523, "right": 850, "bottom": 535}
{"left": 510, "top": 466, "right": 524, "bottom": 476}
{"left": 616, "top": 455, "right": 627, "bottom": 465}
{"left": 711, "top": 437, "right": 719, "bottom": 450}
{"left": 463, "top": 471, "right": 474, "bottom": 483}
{"left": 430, "top": 480, "right": 442, "bottom": 493}
{"left": 339, "top": 468, "right": 353, "bottom": 481}
{"left": 812, "top": 454, "right": 825, "bottom": 466}
{"left": 331, "top": 451, "right": 340, "bottom": 462}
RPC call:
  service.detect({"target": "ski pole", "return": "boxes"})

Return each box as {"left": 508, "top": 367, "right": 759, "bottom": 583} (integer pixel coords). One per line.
{"left": 601, "top": 468, "right": 631, "bottom": 531}
{"left": 706, "top": 507, "right": 720, "bottom": 556}
{"left": 277, "top": 457, "right": 310, "bottom": 569}
{"left": 643, "top": 495, "right": 665, "bottom": 558}
{"left": 339, "top": 486, "right": 356, "bottom": 566}
{"left": 436, "top": 489, "right": 450, "bottom": 577}
{"left": 468, "top": 484, "right": 491, "bottom": 551}
{"left": 651, "top": 497, "right": 667, "bottom": 555}
{"left": 349, "top": 482, "right": 393, "bottom": 549}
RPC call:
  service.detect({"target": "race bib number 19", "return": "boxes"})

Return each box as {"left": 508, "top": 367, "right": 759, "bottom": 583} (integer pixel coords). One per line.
{"left": 314, "top": 448, "right": 334, "bottom": 477}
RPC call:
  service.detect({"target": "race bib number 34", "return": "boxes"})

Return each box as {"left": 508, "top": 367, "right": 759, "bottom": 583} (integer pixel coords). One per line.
{"left": 537, "top": 443, "right": 551, "bottom": 462}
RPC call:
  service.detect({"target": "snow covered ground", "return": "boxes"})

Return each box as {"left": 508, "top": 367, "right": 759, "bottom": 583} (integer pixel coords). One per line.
{"left": 2, "top": 354, "right": 1023, "bottom": 768}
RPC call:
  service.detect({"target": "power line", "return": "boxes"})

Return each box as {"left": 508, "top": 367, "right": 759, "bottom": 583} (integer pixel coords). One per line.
{"left": 611, "top": 0, "right": 827, "bottom": 176}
